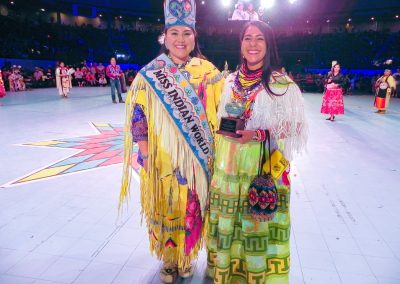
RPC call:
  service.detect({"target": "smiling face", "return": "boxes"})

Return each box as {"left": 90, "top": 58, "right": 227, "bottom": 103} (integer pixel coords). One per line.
{"left": 164, "top": 26, "right": 195, "bottom": 64}
{"left": 333, "top": 64, "right": 340, "bottom": 74}
{"left": 241, "top": 25, "right": 267, "bottom": 70}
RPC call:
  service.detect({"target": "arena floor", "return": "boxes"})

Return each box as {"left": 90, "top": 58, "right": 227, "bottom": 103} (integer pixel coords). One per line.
{"left": 0, "top": 87, "right": 399, "bottom": 284}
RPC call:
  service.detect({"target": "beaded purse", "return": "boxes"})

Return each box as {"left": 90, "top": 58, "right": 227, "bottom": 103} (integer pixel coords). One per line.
{"left": 248, "top": 131, "right": 279, "bottom": 222}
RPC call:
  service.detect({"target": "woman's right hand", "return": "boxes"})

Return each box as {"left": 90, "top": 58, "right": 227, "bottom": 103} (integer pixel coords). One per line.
{"left": 232, "top": 130, "right": 256, "bottom": 144}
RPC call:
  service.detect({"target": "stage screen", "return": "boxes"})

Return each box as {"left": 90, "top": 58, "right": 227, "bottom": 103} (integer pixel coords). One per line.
{"left": 229, "top": 2, "right": 264, "bottom": 21}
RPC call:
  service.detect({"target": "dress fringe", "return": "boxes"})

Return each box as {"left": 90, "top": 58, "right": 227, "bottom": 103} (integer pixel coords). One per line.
{"left": 119, "top": 73, "right": 210, "bottom": 269}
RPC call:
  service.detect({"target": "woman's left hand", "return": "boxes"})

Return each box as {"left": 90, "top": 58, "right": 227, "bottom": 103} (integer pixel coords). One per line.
{"left": 231, "top": 130, "right": 256, "bottom": 144}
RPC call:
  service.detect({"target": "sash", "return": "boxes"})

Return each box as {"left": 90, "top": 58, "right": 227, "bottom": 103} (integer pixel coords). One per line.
{"left": 139, "top": 54, "right": 214, "bottom": 180}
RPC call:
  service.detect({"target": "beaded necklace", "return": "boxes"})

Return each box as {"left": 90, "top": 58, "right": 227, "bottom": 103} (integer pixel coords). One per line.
{"left": 232, "top": 63, "right": 264, "bottom": 120}
{"left": 168, "top": 54, "right": 192, "bottom": 70}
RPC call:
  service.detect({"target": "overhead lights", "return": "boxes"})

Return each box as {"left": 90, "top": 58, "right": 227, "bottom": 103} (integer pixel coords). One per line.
{"left": 221, "top": 0, "right": 231, "bottom": 7}
{"left": 260, "top": 0, "right": 275, "bottom": 9}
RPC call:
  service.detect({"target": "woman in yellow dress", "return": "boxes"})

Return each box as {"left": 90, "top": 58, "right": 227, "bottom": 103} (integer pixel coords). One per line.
{"left": 120, "top": 1, "right": 224, "bottom": 283}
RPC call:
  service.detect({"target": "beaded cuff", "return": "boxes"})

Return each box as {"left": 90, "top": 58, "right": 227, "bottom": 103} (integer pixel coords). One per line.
{"left": 253, "top": 129, "right": 267, "bottom": 142}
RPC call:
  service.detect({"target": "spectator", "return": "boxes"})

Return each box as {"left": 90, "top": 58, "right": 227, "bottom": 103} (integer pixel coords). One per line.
{"left": 44, "top": 68, "right": 54, "bottom": 87}
{"left": 81, "top": 65, "right": 89, "bottom": 76}
{"left": 33, "top": 67, "right": 44, "bottom": 88}
{"left": 106, "top": 57, "right": 124, "bottom": 103}
{"left": 74, "top": 68, "right": 85, "bottom": 87}
{"left": 98, "top": 74, "right": 107, "bottom": 87}
{"left": 90, "top": 63, "right": 97, "bottom": 76}
{"left": 85, "top": 71, "right": 96, "bottom": 86}
{"left": 96, "top": 63, "right": 106, "bottom": 77}
{"left": 8, "top": 67, "right": 25, "bottom": 92}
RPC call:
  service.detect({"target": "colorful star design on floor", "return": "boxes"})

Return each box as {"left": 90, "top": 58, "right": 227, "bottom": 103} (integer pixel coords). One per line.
{"left": 5, "top": 123, "right": 139, "bottom": 187}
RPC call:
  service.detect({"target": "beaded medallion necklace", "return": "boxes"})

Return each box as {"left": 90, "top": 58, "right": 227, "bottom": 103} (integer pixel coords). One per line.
{"left": 232, "top": 63, "right": 264, "bottom": 120}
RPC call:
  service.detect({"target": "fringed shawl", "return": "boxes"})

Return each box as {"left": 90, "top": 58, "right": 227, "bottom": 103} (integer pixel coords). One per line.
{"left": 218, "top": 71, "right": 308, "bottom": 160}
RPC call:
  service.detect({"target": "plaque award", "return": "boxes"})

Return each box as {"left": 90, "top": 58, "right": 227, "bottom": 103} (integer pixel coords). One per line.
{"left": 216, "top": 102, "right": 246, "bottom": 138}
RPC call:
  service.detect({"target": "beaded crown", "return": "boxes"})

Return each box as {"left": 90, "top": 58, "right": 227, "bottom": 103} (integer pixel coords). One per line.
{"left": 164, "top": 0, "right": 196, "bottom": 29}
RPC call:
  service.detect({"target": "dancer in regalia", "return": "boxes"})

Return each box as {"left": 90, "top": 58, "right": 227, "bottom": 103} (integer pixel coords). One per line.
{"left": 120, "top": 1, "right": 224, "bottom": 283}
{"left": 321, "top": 61, "right": 345, "bottom": 121}
{"left": 8, "top": 67, "right": 25, "bottom": 92}
{"left": 55, "top": 62, "right": 71, "bottom": 98}
{"left": 374, "top": 69, "right": 396, "bottom": 114}
{"left": 0, "top": 70, "right": 6, "bottom": 104}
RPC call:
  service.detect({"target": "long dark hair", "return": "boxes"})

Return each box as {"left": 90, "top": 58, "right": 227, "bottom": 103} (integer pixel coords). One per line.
{"left": 326, "top": 63, "right": 341, "bottom": 83}
{"left": 239, "top": 21, "right": 281, "bottom": 95}
{"left": 330, "top": 63, "right": 340, "bottom": 75}
{"left": 159, "top": 27, "right": 206, "bottom": 59}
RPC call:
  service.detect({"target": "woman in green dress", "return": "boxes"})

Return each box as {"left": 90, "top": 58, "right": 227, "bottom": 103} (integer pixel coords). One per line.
{"left": 207, "top": 21, "right": 308, "bottom": 284}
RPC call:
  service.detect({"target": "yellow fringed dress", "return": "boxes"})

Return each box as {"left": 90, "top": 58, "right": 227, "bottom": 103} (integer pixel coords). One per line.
{"left": 120, "top": 57, "right": 224, "bottom": 269}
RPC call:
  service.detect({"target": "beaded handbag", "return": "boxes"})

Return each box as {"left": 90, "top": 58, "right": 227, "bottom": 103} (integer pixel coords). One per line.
{"left": 248, "top": 131, "right": 279, "bottom": 222}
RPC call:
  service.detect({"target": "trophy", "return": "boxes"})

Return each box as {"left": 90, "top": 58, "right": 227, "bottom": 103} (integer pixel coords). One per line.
{"left": 216, "top": 102, "right": 246, "bottom": 138}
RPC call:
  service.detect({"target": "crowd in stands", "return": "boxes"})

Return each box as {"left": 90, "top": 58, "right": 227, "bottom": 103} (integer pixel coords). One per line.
{"left": 1, "top": 14, "right": 400, "bottom": 70}
{"left": 0, "top": 15, "right": 160, "bottom": 66}
{"left": 277, "top": 31, "right": 400, "bottom": 71}
{"left": 199, "top": 30, "right": 400, "bottom": 72}
{"left": 0, "top": 63, "right": 138, "bottom": 92}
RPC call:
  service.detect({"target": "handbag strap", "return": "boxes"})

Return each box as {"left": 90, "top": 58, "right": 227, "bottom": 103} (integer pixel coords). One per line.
{"left": 257, "top": 130, "right": 271, "bottom": 176}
